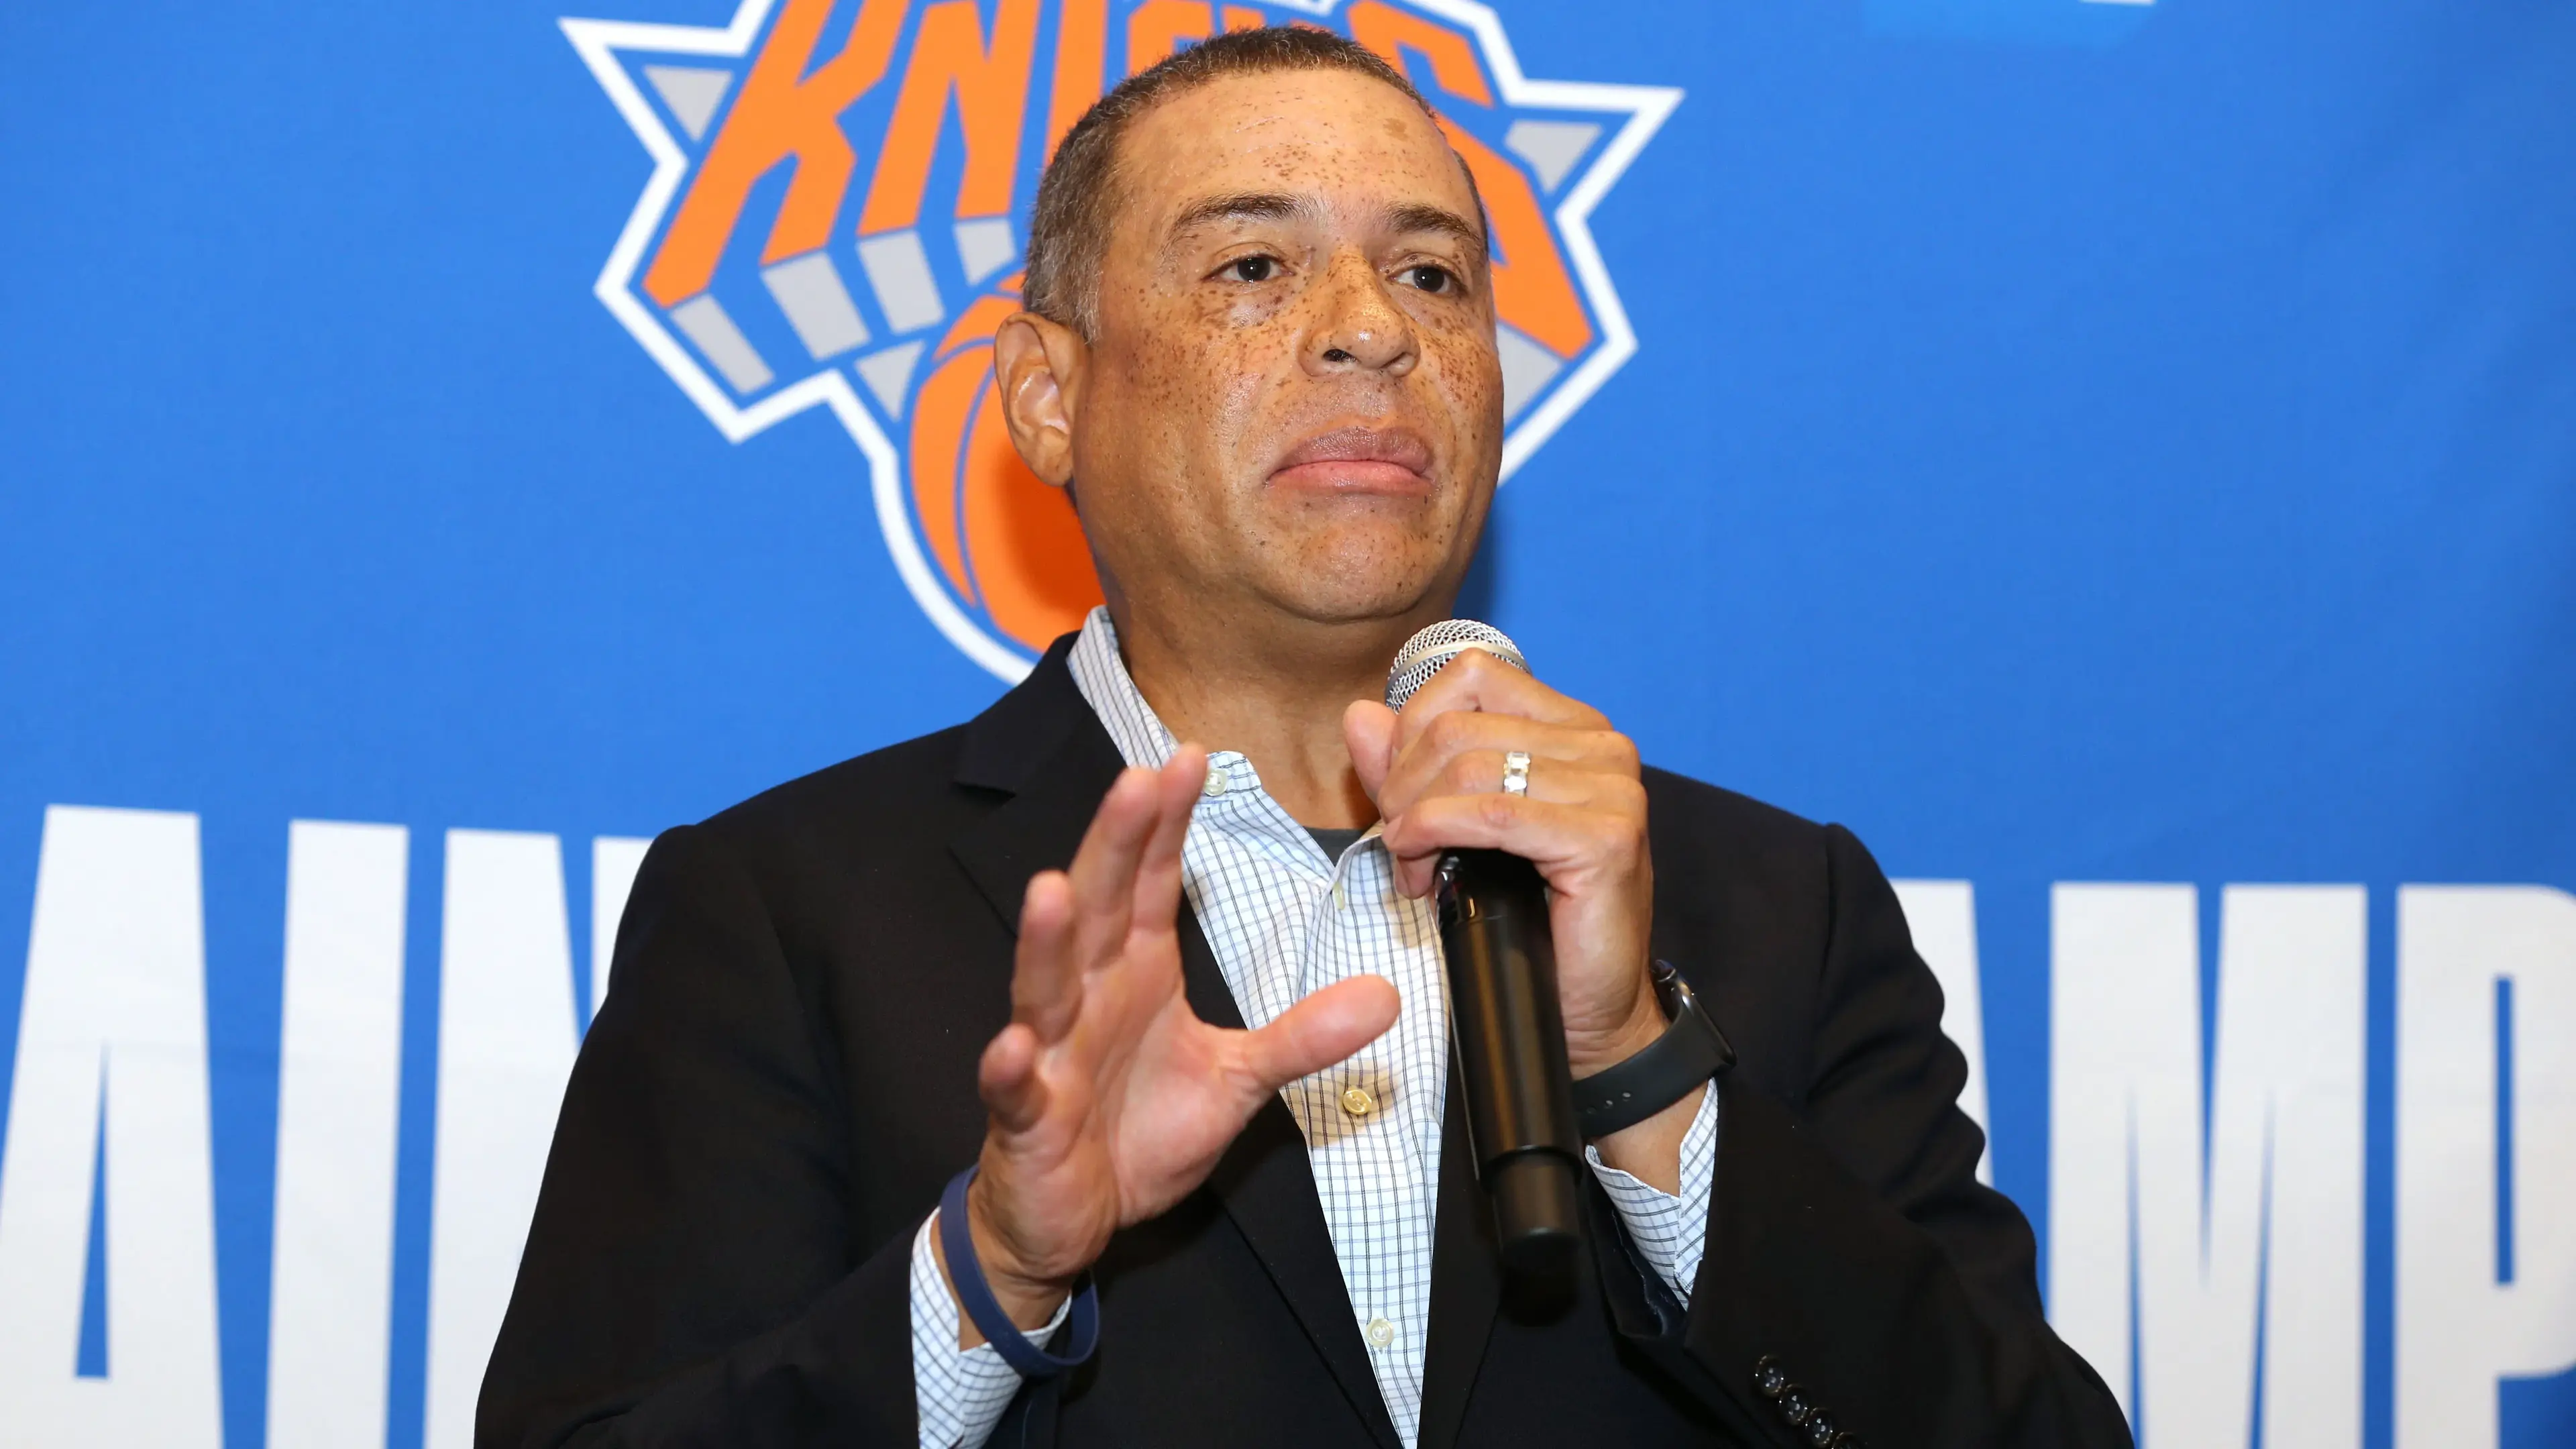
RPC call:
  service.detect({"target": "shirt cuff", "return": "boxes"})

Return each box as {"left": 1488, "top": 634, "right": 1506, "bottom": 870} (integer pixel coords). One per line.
{"left": 908, "top": 1210, "right": 1073, "bottom": 1449}
{"left": 1583, "top": 1080, "right": 1720, "bottom": 1306}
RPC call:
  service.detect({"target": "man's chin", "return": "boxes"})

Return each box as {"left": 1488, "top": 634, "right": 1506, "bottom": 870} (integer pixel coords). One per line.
{"left": 1224, "top": 513, "right": 1475, "bottom": 629}
{"left": 1254, "top": 563, "right": 1462, "bottom": 632}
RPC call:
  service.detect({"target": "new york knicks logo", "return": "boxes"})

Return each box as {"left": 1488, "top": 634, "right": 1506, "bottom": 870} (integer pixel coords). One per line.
{"left": 564, "top": 0, "right": 1677, "bottom": 680}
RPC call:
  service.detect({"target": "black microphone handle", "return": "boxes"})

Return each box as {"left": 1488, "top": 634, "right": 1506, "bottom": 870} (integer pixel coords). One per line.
{"left": 1436, "top": 848, "right": 1585, "bottom": 1291}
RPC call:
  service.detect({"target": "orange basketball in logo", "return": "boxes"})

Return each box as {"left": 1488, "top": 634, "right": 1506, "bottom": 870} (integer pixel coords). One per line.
{"left": 908, "top": 277, "right": 1104, "bottom": 655}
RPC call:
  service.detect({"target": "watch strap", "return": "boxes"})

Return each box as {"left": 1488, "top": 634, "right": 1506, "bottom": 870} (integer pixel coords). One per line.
{"left": 1571, "top": 962, "right": 1735, "bottom": 1138}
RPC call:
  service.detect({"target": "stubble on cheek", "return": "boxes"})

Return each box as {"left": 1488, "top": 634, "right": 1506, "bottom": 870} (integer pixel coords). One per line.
{"left": 1156, "top": 288, "right": 1275, "bottom": 494}
{"left": 1079, "top": 294, "right": 1277, "bottom": 594}
{"left": 1426, "top": 311, "right": 1505, "bottom": 481}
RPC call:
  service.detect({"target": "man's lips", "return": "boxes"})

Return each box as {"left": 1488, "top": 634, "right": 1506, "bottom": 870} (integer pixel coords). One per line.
{"left": 1269, "top": 426, "right": 1436, "bottom": 492}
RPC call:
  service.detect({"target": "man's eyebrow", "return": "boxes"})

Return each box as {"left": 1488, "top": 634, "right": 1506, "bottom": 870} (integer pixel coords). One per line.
{"left": 1167, "top": 191, "right": 1324, "bottom": 239}
{"left": 1163, "top": 193, "right": 1488, "bottom": 263}
{"left": 1381, "top": 203, "right": 1488, "bottom": 263}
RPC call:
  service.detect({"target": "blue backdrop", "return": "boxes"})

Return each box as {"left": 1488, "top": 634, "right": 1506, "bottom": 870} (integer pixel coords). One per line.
{"left": 1, "top": 1, "right": 2570, "bottom": 1446}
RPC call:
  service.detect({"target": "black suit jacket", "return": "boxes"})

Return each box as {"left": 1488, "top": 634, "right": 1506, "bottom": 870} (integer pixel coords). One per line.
{"left": 480, "top": 636, "right": 2131, "bottom": 1448}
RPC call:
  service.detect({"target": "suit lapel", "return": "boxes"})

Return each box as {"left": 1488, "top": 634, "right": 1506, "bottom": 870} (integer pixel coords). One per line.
{"left": 1184, "top": 910, "right": 1405, "bottom": 1449}
{"left": 1415, "top": 1051, "right": 1503, "bottom": 1449}
{"left": 947, "top": 639, "right": 1113, "bottom": 936}
{"left": 948, "top": 729, "right": 1122, "bottom": 938}
{"left": 947, "top": 644, "right": 1404, "bottom": 1449}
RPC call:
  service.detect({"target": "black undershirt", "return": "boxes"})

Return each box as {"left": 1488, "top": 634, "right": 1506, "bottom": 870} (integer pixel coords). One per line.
{"left": 1306, "top": 826, "right": 1368, "bottom": 863}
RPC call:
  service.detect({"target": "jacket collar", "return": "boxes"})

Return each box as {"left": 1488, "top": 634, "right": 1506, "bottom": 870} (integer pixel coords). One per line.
{"left": 953, "top": 632, "right": 1093, "bottom": 800}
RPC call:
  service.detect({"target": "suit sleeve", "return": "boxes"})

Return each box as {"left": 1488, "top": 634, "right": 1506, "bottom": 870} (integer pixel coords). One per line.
{"left": 1644, "top": 825, "right": 2133, "bottom": 1448}
{"left": 475, "top": 824, "right": 924, "bottom": 1448}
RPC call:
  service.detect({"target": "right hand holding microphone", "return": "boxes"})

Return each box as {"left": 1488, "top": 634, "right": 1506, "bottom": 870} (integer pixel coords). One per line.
{"left": 943, "top": 745, "right": 1402, "bottom": 1344}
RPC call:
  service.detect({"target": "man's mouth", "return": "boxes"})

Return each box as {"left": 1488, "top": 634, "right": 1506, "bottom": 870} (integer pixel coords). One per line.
{"left": 1269, "top": 426, "right": 1437, "bottom": 494}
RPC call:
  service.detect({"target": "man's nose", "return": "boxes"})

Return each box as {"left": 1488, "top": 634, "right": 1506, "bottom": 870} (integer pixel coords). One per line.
{"left": 1302, "top": 250, "right": 1417, "bottom": 378}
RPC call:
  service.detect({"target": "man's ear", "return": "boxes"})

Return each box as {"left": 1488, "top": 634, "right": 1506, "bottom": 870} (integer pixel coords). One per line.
{"left": 994, "top": 311, "right": 1085, "bottom": 488}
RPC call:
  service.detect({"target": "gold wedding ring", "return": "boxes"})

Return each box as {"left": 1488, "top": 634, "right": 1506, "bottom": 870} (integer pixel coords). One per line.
{"left": 1501, "top": 750, "right": 1532, "bottom": 797}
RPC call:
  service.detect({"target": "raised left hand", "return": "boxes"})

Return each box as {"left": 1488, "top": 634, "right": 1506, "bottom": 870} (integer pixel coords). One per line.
{"left": 1342, "top": 647, "right": 1664, "bottom": 1079}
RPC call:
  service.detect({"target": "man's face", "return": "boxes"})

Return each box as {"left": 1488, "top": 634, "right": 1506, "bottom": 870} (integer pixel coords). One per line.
{"left": 1058, "top": 68, "right": 1503, "bottom": 629}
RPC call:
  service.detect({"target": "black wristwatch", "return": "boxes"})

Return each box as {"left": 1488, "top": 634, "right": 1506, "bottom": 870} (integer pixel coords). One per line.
{"left": 1571, "top": 961, "right": 1735, "bottom": 1138}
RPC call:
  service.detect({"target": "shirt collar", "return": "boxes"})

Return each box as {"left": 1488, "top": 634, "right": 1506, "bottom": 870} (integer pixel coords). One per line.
{"left": 1065, "top": 606, "right": 1393, "bottom": 875}
{"left": 1065, "top": 606, "right": 1178, "bottom": 772}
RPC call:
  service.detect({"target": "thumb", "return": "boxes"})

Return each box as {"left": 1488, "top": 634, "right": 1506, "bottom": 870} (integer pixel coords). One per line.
{"left": 1342, "top": 700, "right": 1398, "bottom": 806}
{"left": 1230, "top": 974, "right": 1401, "bottom": 1098}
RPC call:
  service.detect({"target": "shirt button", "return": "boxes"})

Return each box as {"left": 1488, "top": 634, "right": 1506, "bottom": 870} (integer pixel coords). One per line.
{"left": 1365, "top": 1317, "right": 1395, "bottom": 1348}
{"left": 1340, "top": 1085, "right": 1377, "bottom": 1118}
{"left": 1201, "top": 765, "right": 1227, "bottom": 798}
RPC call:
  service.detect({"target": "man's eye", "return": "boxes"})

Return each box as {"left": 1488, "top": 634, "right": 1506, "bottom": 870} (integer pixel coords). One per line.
{"left": 1403, "top": 264, "right": 1456, "bottom": 294}
{"left": 1223, "top": 256, "right": 1277, "bottom": 283}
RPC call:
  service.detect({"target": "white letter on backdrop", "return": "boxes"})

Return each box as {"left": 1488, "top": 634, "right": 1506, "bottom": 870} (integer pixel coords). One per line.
{"left": 2049, "top": 883, "right": 2365, "bottom": 1448}
{"left": 2396, "top": 886, "right": 2576, "bottom": 1449}
{"left": 423, "top": 830, "right": 582, "bottom": 1449}
{"left": 1891, "top": 879, "right": 1991, "bottom": 1184}
{"left": 590, "top": 835, "right": 651, "bottom": 1022}
{"left": 266, "top": 820, "right": 410, "bottom": 1449}
{"left": 0, "top": 806, "right": 223, "bottom": 1446}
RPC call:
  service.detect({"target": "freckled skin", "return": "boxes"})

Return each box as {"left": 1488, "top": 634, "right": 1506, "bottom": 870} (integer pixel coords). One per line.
{"left": 954, "top": 68, "right": 1686, "bottom": 1332}
{"left": 999, "top": 69, "right": 1504, "bottom": 654}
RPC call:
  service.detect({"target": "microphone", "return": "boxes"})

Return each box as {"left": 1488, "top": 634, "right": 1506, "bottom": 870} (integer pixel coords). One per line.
{"left": 1385, "top": 621, "right": 1585, "bottom": 1293}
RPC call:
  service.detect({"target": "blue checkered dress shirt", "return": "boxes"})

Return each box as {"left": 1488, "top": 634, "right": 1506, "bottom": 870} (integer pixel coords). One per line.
{"left": 910, "top": 609, "right": 1720, "bottom": 1449}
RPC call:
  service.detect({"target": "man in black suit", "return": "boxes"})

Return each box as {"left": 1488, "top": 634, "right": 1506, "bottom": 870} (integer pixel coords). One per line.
{"left": 482, "top": 25, "right": 2129, "bottom": 1449}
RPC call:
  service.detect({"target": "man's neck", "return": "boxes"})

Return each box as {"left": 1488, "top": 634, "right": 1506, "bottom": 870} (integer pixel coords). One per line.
{"left": 1106, "top": 597, "right": 1433, "bottom": 830}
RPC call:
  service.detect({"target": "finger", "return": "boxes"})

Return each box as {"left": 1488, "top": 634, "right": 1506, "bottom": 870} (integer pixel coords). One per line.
{"left": 1379, "top": 786, "right": 1647, "bottom": 897}
{"left": 1012, "top": 870, "right": 1083, "bottom": 1039}
{"left": 1393, "top": 753, "right": 1612, "bottom": 838}
{"left": 1381, "top": 791, "right": 1644, "bottom": 881}
{"left": 1049, "top": 755, "right": 1206, "bottom": 1085}
{"left": 1228, "top": 975, "right": 1403, "bottom": 1098}
{"left": 1377, "top": 714, "right": 1636, "bottom": 821}
{"left": 1393, "top": 649, "right": 1605, "bottom": 757}
{"left": 1063, "top": 766, "right": 1163, "bottom": 967}
{"left": 977, "top": 1022, "right": 1049, "bottom": 1134}
{"left": 1126, "top": 745, "right": 1206, "bottom": 940}
{"left": 1342, "top": 701, "right": 1398, "bottom": 805}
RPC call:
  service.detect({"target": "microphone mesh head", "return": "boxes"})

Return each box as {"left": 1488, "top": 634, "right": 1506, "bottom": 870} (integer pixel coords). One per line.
{"left": 1385, "top": 619, "right": 1528, "bottom": 710}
